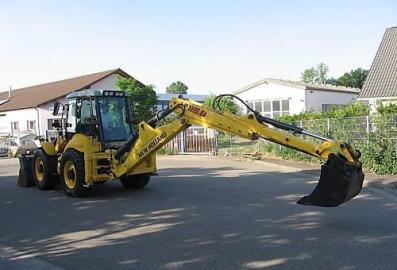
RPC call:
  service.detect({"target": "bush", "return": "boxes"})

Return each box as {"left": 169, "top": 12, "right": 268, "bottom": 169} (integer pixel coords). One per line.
{"left": 246, "top": 102, "right": 397, "bottom": 175}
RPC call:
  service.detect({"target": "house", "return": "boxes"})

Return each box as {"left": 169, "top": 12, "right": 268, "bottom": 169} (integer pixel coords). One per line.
{"left": 358, "top": 27, "right": 397, "bottom": 109}
{"left": 234, "top": 78, "right": 360, "bottom": 118}
{"left": 156, "top": 93, "right": 208, "bottom": 111}
{"left": 0, "top": 68, "right": 137, "bottom": 138}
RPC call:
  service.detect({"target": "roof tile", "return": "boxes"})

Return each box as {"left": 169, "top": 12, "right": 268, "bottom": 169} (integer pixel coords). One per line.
{"left": 0, "top": 68, "right": 134, "bottom": 112}
{"left": 359, "top": 27, "right": 397, "bottom": 99}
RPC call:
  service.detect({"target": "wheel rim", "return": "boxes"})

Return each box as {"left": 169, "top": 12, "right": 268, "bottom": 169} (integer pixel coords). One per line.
{"left": 63, "top": 160, "right": 76, "bottom": 189}
{"left": 34, "top": 157, "right": 44, "bottom": 181}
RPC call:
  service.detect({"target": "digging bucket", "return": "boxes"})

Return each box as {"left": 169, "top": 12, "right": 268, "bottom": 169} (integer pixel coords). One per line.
{"left": 297, "top": 153, "right": 364, "bottom": 207}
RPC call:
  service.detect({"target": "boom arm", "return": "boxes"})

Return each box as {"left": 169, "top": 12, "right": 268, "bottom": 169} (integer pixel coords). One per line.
{"left": 169, "top": 97, "right": 360, "bottom": 163}
{"left": 112, "top": 95, "right": 364, "bottom": 207}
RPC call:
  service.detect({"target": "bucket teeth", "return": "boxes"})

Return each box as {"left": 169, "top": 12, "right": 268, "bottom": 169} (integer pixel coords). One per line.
{"left": 297, "top": 153, "right": 364, "bottom": 207}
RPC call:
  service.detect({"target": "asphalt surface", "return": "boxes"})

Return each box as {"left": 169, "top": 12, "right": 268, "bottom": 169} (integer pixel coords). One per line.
{"left": 1, "top": 156, "right": 397, "bottom": 270}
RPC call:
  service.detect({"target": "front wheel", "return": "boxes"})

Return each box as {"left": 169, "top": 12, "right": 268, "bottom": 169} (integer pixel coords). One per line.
{"left": 32, "top": 148, "right": 58, "bottom": 190}
{"left": 60, "top": 149, "right": 91, "bottom": 197}
{"left": 120, "top": 174, "right": 150, "bottom": 189}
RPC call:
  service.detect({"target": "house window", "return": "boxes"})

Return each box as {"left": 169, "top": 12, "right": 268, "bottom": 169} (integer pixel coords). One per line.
{"left": 272, "top": 100, "right": 281, "bottom": 118}
{"left": 281, "top": 100, "right": 290, "bottom": 116}
{"left": 27, "top": 120, "right": 36, "bottom": 130}
{"left": 11, "top": 121, "right": 19, "bottom": 130}
{"left": 322, "top": 104, "right": 345, "bottom": 112}
{"left": 246, "top": 99, "right": 290, "bottom": 118}
{"left": 247, "top": 101, "right": 254, "bottom": 112}
{"left": 263, "top": 101, "right": 271, "bottom": 118}
{"left": 255, "top": 101, "right": 263, "bottom": 112}
{"left": 11, "top": 121, "right": 19, "bottom": 136}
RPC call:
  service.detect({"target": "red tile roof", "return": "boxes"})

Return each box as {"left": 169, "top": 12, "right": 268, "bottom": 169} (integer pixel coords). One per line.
{"left": 0, "top": 68, "right": 137, "bottom": 112}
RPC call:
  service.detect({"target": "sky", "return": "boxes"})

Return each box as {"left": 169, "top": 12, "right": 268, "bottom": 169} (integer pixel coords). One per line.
{"left": 0, "top": 0, "right": 396, "bottom": 94}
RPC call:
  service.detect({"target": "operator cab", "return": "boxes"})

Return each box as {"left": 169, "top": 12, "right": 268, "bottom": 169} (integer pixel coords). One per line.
{"left": 63, "top": 90, "right": 134, "bottom": 149}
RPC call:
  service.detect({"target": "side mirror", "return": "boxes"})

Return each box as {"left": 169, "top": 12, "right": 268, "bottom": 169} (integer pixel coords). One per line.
{"left": 53, "top": 102, "right": 61, "bottom": 116}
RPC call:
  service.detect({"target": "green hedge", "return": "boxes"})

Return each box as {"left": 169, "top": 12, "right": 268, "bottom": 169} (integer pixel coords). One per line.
{"left": 263, "top": 102, "right": 397, "bottom": 175}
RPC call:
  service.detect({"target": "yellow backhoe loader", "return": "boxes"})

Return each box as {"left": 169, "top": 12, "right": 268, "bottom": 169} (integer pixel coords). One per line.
{"left": 18, "top": 90, "right": 364, "bottom": 207}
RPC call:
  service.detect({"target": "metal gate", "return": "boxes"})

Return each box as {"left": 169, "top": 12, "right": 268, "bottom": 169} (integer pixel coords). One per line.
{"left": 164, "top": 126, "right": 216, "bottom": 154}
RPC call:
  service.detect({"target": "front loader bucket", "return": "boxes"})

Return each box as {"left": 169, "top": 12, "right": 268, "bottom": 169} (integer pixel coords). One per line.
{"left": 297, "top": 153, "right": 364, "bottom": 207}
{"left": 18, "top": 155, "right": 35, "bottom": 187}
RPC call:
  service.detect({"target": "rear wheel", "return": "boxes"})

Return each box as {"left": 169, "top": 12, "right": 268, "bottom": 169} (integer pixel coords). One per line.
{"left": 32, "top": 149, "right": 58, "bottom": 190}
{"left": 120, "top": 174, "right": 150, "bottom": 189}
{"left": 60, "top": 149, "right": 91, "bottom": 197}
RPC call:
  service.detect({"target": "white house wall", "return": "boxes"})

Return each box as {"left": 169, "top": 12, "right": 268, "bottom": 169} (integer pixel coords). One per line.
{"left": 0, "top": 108, "right": 38, "bottom": 136}
{"left": 305, "top": 90, "right": 358, "bottom": 111}
{"left": 236, "top": 83, "right": 306, "bottom": 115}
{"left": 38, "top": 97, "right": 67, "bottom": 135}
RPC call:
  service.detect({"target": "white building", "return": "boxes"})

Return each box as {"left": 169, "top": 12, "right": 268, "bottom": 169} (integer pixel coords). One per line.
{"left": 0, "top": 68, "right": 137, "bottom": 138}
{"left": 234, "top": 78, "right": 360, "bottom": 118}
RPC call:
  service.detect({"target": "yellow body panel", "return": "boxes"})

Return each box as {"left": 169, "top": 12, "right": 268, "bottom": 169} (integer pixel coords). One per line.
{"left": 63, "top": 134, "right": 101, "bottom": 184}
{"left": 112, "top": 119, "right": 188, "bottom": 177}
{"left": 62, "top": 132, "right": 159, "bottom": 184}
{"left": 41, "top": 142, "right": 57, "bottom": 156}
{"left": 167, "top": 97, "right": 357, "bottom": 163}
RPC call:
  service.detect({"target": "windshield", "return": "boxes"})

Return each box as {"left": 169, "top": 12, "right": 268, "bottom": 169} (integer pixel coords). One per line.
{"left": 98, "top": 97, "right": 132, "bottom": 142}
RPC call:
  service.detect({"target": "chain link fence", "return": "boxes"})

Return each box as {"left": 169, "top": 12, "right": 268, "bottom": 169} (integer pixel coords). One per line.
{"left": 163, "top": 114, "right": 397, "bottom": 174}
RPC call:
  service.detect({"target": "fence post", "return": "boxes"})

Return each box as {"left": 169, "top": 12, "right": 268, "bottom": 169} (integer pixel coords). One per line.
{"left": 180, "top": 131, "right": 185, "bottom": 154}
{"left": 366, "top": 115, "right": 370, "bottom": 133}
{"left": 394, "top": 140, "right": 397, "bottom": 155}
{"left": 327, "top": 118, "right": 330, "bottom": 133}
{"left": 213, "top": 130, "right": 218, "bottom": 156}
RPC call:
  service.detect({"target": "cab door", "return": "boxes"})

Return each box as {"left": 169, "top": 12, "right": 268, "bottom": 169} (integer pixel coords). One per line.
{"left": 66, "top": 99, "right": 77, "bottom": 139}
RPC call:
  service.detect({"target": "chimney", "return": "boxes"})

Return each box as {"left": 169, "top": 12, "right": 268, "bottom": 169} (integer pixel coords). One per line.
{"left": 8, "top": 86, "right": 11, "bottom": 99}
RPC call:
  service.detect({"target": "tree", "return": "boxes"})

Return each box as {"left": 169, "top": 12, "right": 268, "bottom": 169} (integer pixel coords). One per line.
{"left": 115, "top": 76, "right": 157, "bottom": 122}
{"left": 333, "top": 68, "right": 368, "bottom": 89}
{"left": 166, "top": 81, "right": 188, "bottom": 94}
{"left": 301, "top": 67, "right": 317, "bottom": 83}
{"left": 301, "top": 63, "right": 329, "bottom": 84}
{"left": 316, "top": 63, "right": 329, "bottom": 84}
{"left": 204, "top": 94, "right": 240, "bottom": 114}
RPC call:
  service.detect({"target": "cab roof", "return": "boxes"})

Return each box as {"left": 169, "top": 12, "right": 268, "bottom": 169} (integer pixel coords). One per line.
{"left": 66, "top": 89, "right": 129, "bottom": 99}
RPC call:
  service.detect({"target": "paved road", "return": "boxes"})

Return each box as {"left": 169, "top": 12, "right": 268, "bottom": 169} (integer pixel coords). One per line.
{"left": 1, "top": 156, "right": 397, "bottom": 270}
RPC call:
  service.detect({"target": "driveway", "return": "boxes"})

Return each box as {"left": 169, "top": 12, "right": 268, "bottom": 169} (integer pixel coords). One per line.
{"left": 1, "top": 155, "right": 396, "bottom": 270}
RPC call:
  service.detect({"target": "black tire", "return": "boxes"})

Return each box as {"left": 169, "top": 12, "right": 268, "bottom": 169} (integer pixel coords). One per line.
{"left": 32, "top": 148, "right": 58, "bottom": 190}
{"left": 94, "top": 180, "right": 106, "bottom": 185}
{"left": 59, "top": 149, "right": 91, "bottom": 197}
{"left": 120, "top": 174, "right": 150, "bottom": 189}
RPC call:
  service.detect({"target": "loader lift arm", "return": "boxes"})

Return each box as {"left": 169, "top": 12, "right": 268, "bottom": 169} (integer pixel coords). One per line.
{"left": 113, "top": 94, "right": 364, "bottom": 207}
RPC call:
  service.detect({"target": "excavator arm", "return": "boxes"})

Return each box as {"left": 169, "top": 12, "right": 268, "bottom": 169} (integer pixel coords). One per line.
{"left": 113, "top": 95, "right": 364, "bottom": 207}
